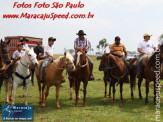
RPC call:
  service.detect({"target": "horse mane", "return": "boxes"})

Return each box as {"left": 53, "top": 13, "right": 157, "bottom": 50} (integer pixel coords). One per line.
{"left": 139, "top": 54, "right": 152, "bottom": 65}
{"left": 148, "top": 51, "right": 160, "bottom": 67}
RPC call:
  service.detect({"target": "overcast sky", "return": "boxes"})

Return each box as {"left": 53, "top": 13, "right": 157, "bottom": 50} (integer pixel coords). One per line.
{"left": 0, "top": 0, "right": 163, "bottom": 54}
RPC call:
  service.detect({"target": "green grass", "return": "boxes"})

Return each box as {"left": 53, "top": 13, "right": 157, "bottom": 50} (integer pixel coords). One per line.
{"left": 0, "top": 55, "right": 163, "bottom": 122}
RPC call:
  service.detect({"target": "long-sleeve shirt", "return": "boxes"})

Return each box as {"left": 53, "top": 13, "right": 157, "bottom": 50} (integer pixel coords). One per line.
{"left": 74, "top": 38, "right": 91, "bottom": 52}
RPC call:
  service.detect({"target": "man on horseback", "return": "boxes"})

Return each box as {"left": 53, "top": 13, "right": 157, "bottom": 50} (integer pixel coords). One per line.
{"left": 40, "top": 37, "right": 56, "bottom": 82}
{"left": 110, "top": 36, "right": 129, "bottom": 82}
{"left": 137, "top": 33, "right": 156, "bottom": 78}
{"left": 4, "top": 42, "right": 25, "bottom": 78}
{"left": 74, "top": 30, "right": 94, "bottom": 81}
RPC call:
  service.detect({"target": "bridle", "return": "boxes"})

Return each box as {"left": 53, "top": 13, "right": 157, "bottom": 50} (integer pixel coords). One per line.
{"left": 20, "top": 51, "right": 37, "bottom": 68}
{"left": 75, "top": 51, "right": 88, "bottom": 68}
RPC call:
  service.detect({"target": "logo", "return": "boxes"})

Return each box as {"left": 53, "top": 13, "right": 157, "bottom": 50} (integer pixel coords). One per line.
{"left": 2, "top": 105, "right": 33, "bottom": 121}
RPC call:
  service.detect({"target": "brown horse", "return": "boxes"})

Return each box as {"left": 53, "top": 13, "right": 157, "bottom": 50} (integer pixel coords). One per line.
{"left": 99, "top": 52, "right": 127, "bottom": 104}
{"left": 98, "top": 52, "right": 112, "bottom": 98}
{"left": 0, "top": 39, "right": 11, "bottom": 91}
{"left": 35, "top": 53, "right": 75, "bottom": 109}
{"left": 130, "top": 45, "right": 163, "bottom": 104}
{"left": 74, "top": 47, "right": 90, "bottom": 107}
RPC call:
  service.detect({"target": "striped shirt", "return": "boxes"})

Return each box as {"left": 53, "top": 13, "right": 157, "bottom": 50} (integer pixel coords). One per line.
{"left": 74, "top": 38, "right": 91, "bottom": 52}
{"left": 110, "top": 43, "right": 127, "bottom": 56}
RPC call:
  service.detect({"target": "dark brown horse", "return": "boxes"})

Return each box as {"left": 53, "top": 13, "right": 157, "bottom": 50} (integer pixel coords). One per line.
{"left": 99, "top": 52, "right": 127, "bottom": 104}
{"left": 98, "top": 52, "right": 112, "bottom": 98}
{"left": 0, "top": 39, "right": 11, "bottom": 90}
{"left": 130, "top": 44, "right": 163, "bottom": 104}
{"left": 74, "top": 47, "right": 90, "bottom": 107}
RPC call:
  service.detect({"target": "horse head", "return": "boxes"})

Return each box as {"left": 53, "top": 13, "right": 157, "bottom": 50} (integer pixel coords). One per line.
{"left": 99, "top": 51, "right": 109, "bottom": 71}
{"left": 0, "top": 39, "right": 11, "bottom": 65}
{"left": 24, "top": 48, "right": 38, "bottom": 67}
{"left": 60, "top": 52, "right": 76, "bottom": 72}
{"left": 75, "top": 47, "right": 87, "bottom": 68}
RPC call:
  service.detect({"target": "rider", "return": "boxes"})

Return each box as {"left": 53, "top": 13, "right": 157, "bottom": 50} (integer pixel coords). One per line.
{"left": 110, "top": 36, "right": 129, "bottom": 82}
{"left": 40, "top": 37, "right": 56, "bottom": 82}
{"left": 137, "top": 33, "right": 156, "bottom": 78}
{"left": 74, "top": 30, "right": 94, "bottom": 81}
{"left": 21, "top": 38, "right": 29, "bottom": 51}
{"left": 4, "top": 42, "right": 25, "bottom": 78}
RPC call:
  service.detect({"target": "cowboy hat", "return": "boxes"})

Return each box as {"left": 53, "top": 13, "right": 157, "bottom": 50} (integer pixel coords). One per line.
{"left": 144, "top": 33, "right": 152, "bottom": 37}
{"left": 76, "top": 30, "right": 86, "bottom": 35}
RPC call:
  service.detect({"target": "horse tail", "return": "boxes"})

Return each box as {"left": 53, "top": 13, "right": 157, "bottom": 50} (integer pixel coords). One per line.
{"left": 0, "top": 80, "right": 3, "bottom": 93}
{"left": 129, "top": 58, "right": 137, "bottom": 89}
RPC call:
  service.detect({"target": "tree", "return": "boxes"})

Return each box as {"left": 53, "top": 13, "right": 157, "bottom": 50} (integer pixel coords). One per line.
{"left": 96, "top": 38, "right": 109, "bottom": 51}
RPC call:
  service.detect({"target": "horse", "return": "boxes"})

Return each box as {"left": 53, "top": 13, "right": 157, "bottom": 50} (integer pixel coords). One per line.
{"left": 73, "top": 47, "right": 90, "bottom": 107}
{"left": 4, "top": 48, "right": 38, "bottom": 105}
{"left": 99, "top": 52, "right": 127, "bottom": 104}
{"left": 130, "top": 44, "right": 163, "bottom": 104}
{"left": 35, "top": 53, "right": 75, "bottom": 109}
{"left": 0, "top": 39, "right": 11, "bottom": 92}
{"left": 98, "top": 52, "right": 112, "bottom": 98}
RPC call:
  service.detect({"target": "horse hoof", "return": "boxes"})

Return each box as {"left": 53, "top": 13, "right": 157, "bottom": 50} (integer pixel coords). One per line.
{"left": 41, "top": 104, "right": 46, "bottom": 108}
{"left": 69, "top": 97, "right": 72, "bottom": 100}
{"left": 112, "top": 101, "right": 115, "bottom": 104}
{"left": 109, "top": 95, "right": 112, "bottom": 98}
{"left": 56, "top": 106, "right": 60, "bottom": 109}
{"left": 5, "top": 100, "right": 9, "bottom": 103}
{"left": 75, "top": 103, "right": 78, "bottom": 107}
{"left": 131, "top": 96, "right": 134, "bottom": 100}
{"left": 12, "top": 103, "right": 15, "bottom": 105}
{"left": 83, "top": 103, "right": 87, "bottom": 107}
{"left": 77, "top": 97, "right": 80, "bottom": 100}
{"left": 9, "top": 98, "right": 13, "bottom": 102}
{"left": 139, "top": 96, "right": 143, "bottom": 99}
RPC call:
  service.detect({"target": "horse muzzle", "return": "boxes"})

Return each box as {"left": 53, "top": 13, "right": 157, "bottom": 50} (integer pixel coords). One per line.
{"left": 34, "top": 63, "right": 38, "bottom": 67}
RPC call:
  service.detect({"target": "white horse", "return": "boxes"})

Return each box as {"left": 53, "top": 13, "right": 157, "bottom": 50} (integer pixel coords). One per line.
{"left": 4, "top": 48, "right": 38, "bottom": 105}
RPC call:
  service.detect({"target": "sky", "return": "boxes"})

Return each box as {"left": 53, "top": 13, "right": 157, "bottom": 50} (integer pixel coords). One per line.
{"left": 0, "top": 0, "right": 163, "bottom": 54}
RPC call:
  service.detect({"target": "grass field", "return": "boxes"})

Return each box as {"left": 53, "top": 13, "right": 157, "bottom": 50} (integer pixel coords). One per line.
{"left": 0, "top": 55, "right": 163, "bottom": 122}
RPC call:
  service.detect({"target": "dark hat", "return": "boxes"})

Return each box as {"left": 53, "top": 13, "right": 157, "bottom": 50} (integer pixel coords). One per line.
{"left": 48, "top": 37, "right": 56, "bottom": 41}
{"left": 76, "top": 30, "right": 86, "bottom": 35}
{"left": 20, "top": 38, "right": 29, "bottom": 42}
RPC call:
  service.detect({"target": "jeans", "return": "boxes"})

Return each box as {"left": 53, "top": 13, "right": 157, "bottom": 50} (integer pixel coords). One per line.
{"left": 40, "top": 56, "right": 52, "bottom": 79}
{"left": 137, "top": 54, "right": 144, "bottom": 74}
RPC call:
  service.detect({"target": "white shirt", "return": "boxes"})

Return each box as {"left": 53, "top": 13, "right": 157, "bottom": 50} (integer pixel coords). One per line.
{"left": 12, "top": 50, "right": 25, "bottom": 59}
{"left": 137, "top": 40, "right": 155, "bottom": 55}
{"left": 23, "top": 43, "right": 29, "bottom": 50}
{"left": 44, "top": 45, "right": 54, "bottom": 56}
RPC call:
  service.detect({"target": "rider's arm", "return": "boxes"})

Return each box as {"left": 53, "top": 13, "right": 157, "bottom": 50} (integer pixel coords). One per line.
{"left": 137, "top": 48, "right": 147, "bottom": 55}
{"left": 85, "top": 40, "right": 91, "bottom": 53}
{"left": 45, "top": 52, "right": 55, "bottom": 60}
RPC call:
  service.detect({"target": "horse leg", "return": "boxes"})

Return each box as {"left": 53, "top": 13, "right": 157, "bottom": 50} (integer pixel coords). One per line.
{"left": 83, "top": 81, "right": 88, "bottom": 107}
{"left": 12, "top": 82, "right": 18, "bottom": 105}
{"left": 104, "top": 79, "right": 107, "bottom": 97}
{"left": 24, "top": 82, "right": 31, "bottom": 105}
{"left": 130, "top": 78, "right": 134, "bottom": 100}
{"left": 145, "top": 80, "right": 149, "bottom": 105}
{"left": 37, "top": 81, "right": 42, "bottom": 103}
{"left": 75, "top": 79, "right": 80, "bottom": 107}
{"left": 109, "top": 82, "right": 112, "bottom": 98}
{"left": 112, "top": 81, "right": 115, "bottom": 104}
{"left": 9, "top": 83, "right": 13, "bottom": 101}
{"left": 120, "top": 82, "right": 124, "bottom": 104}
{"left": 41, "top": 84, "right": 46, "bottom": 104}
{"left": 56, "top": 85, "right": 60, "bottom": 109}
{"left": 69, "top": 79, "right": 73, "bottom": 100}
{"left": 4, "top": 81, "right": 9, "bottom": 103}
{"left": 42, "top": 84, "right": 50, "bottom": 107}
{"left": 138, "top": 77, "right": 143, "bottom": 99}
{"left": 154, "top": 81, "right": 156, "bottom": 105}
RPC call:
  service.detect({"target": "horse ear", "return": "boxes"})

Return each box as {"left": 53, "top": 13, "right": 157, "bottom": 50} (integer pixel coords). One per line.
{"left": 7, "top": 40, "right": 10, "bottom": 44}
{"left": 64, "top": 52, "right": 66, "bottom": 57}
